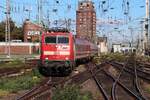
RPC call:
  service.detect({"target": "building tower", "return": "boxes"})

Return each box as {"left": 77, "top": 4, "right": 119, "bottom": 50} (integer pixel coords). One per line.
{"left": 76, "top": 0, "right": 96, "bottom": 41}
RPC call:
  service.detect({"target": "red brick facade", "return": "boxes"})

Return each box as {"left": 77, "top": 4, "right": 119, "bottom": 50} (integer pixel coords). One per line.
{"left": 0, "top": 43, "right": 39, "bottom": 55}
{"left": 76, "top": 1, "right": 96, "bottom": 40}
{"left": 23, "top": 20, "right": 43, "bottom": 42}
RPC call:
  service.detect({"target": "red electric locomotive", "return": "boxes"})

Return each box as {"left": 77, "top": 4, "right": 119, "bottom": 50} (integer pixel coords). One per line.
{"left": 38, "top": 28, "right": 98, "bottom": 76}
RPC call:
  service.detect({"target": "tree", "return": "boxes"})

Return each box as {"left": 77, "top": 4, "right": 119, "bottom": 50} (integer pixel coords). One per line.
{"left": 0, "top": 21, "right": 5, "bottom": 41}
{"left": 0, "top": 19, "right": 23, "bottom": 42}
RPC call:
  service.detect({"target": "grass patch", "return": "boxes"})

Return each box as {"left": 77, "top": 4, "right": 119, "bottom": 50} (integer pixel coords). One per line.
{"left": 0, "top": 89, "right": 9, "bottom": 97}
{"left": 145, "top": 86, "right": 150, "bottom": 93}
{"left": 0, "top": 69, "right": 42, "bottom": 95}
{"left": 93, "top": 53, "right": 126, "bottom": 64}
{"left": 52, "top": 85, "right": 93, "bottom": 100}
{"left": 0, "top": 59, "right": 24, "bottom": 69}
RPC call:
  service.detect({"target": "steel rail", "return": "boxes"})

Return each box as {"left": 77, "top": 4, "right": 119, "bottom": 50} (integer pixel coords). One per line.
{"left": 18, "top": 62, "right": 107, "bottom": 100}
{"left": 18, "top": 63, "right": 95, "bottom": 100}
{"left": 108, "top": 61, "right": 150, "bottom": 81}
{"left": 107, "top": 60, "right": 148, "bottom": 100}
{"left": 0, "top": 67, "right": 34, "bottom": 78}
{"left": 103, "top": 70, "right": 142, "bottom": 100}
{"left": 111, "top": 58, "right": 129, "bottom": 100}
{"left": 88, "top": 61, "right": 143, "bottom": 100}
{"left": 0, "top": 59, "right": 38, "bottom": 78}
{"left": 87, "top": 63, "right": 110, "bottom": 100}
{"left": 17, "top": 78, "right": 51, "bottom": 100}
{"left": 133, "top": 59, "right": 147, "bottom": 100}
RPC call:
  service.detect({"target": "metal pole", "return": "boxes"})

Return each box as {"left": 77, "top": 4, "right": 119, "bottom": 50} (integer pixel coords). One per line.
{"left": 38, "top": 0, "right": 42, "bottom": 55}
{"left": 38, "top": 0, "right": 42, "bottom": 25}
{"left": 128, "top": 27, "right": 133, "bottom": 52}
{"left": 38, "top": 0, "right": 40, "bottom": 25}
{"left": 29, "top": 10, "right": 30, "bottom": 20}
{"left": 6, "top": 0, "right": 11, "bottom": 58}
{"left": 140, "top": 21, "right": 144, "bottom": 54}
{"left": 5, "top": 12, "right": 8, "bottom": 55}
{"left": 144, "top": 0, "right": 149, "bottom": 53}
{"left": 147, "top": 0, "right": 150, "bottom": 49}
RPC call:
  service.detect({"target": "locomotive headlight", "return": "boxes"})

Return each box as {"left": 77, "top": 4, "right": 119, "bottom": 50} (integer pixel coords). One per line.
{"left": 45, "top": 57, "right": 48, "bottom": 60}
{"left": 65, "top": 57, "right": 69, "bottom": 60}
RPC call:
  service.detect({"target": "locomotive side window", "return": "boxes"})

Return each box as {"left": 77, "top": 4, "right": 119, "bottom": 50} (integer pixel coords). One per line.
{"left": 45, "top": 36, "right": 56, "bottom": 43}
{"left": 58, "top": 37, "right": 69, "bottom": 44}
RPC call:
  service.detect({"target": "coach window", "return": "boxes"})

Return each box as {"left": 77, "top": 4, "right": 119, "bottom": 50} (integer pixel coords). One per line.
{"left": 45, "top": 36, "right": 56, "bottom": 43}
{"left": 58, "top": 37, "right": 69, "bottom": 44}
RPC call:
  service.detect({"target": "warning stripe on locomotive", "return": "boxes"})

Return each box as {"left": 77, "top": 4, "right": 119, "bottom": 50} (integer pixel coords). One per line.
{"left": 44, "top": 51, "right": 70, "bottom": 55}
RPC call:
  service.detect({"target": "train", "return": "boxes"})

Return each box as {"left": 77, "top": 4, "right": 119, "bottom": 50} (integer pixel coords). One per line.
{"left": 38, "top": 28, "right": 98, "bottom": 76}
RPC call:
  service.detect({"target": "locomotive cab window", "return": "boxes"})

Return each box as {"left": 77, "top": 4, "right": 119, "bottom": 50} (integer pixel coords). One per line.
{"left": 45, "top": 36, "right": 56, "bottom": 43}
{"left": 45, "top": 36, "right": 69, "bottom": 44}
{"left": 58, "top": 37, "right": 69, "bottom": 44}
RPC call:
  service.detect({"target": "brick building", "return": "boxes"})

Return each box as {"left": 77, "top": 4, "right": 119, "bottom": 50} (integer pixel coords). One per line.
{"left": 23, "top": 20, "right": 43, "bottom": 42}
{"left": 76, "top": 0, "right": 96, "bottom": 40}
{"left": 0, "top": 42, "right": 39, "bottom": 55}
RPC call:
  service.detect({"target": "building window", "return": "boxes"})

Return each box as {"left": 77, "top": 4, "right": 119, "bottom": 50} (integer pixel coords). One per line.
{"left": 88, "top": 15, "right": 91, "bottom": 18}
{"left": 83, "top": 2, "right": 86, "bottom": 6}
{"left": 88, "top": 12, "right": 91, "bottom": 15}
{"left": 78, "top": 13, "right": 81, "bottom": 16}
{"left": 84, "top": 21, "right": 86, "bottom": 24}
{"left": 83, "top": 13, "right": 86, "bottom": 16}
{"left": 87, "top": 4, "right": 90, "bottom": 8}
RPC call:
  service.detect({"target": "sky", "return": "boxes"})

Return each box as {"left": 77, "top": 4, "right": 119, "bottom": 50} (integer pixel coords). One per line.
{"left": 0, "top": 0, "right": 146, "bottom": 43}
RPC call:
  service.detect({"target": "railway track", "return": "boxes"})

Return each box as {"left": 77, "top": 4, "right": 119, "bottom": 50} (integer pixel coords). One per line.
{"left": 105, "top": 55, "right": 149, "bottom": 100}
{"left": 104, "top": 70, "right": 143, "bottom": 99}
{"left": 17, "top": 58, "right": 150, "bottom": 100}
{"left": 133, "top": 59, "right": 147, "bottom": 100}
{"left": 17, "top": 67, "right": 90, "bottom": 99}
{"left": 87, "top": 62, "right": 146, "bottom": 100}
{"left": 0, "top": 59, "right": 39, "bottom": 78}
{"left": 110, "top": 59, "right": 129, "bottom": 100}
{"left": 17, "top": 78, "right": 52, "bottom": 100}
{"left": 137, "top": 62, "right": 150, "bottom": 73}
{"left": 108, "top": 61, "right": 150, "bottom": 82}
{"left": 87, "top": 63, "right": 110, "bottom": 100}
{"left": 17, "top": 62, "right": 107, "bottom": 100}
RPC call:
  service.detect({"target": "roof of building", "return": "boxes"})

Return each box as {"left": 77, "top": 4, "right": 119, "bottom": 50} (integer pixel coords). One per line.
{"left": 98, "top": 37, "right": 107, "bottom": 42}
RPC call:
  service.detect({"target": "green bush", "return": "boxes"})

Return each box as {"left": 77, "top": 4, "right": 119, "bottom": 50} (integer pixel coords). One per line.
{"left": 52, "top": 85, "right": 93, "bottom": 100}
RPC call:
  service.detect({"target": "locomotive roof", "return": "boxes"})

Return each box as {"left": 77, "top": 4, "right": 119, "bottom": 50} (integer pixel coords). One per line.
{"left": 48, "top": 27, "right": 69, "bottom": 33}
